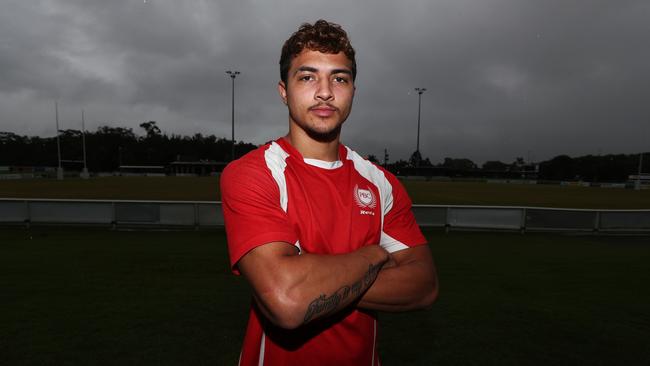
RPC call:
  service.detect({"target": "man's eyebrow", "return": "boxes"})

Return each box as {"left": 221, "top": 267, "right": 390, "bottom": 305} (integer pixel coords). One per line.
{"left": 331, "top": 69, "right": 352, "bottom": 76}
{"left": 295, "top": 66, "right": 318, "bottom": 74}
{"left": 293, "top": 66, "right": 352, "bottom": 75}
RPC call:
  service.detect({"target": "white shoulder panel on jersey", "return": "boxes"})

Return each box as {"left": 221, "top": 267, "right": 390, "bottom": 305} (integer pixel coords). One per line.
{"left": 264, "top": 142, "right": 302, "bottom": 253}
{"left": 264, "top": 142, "right": 290, "bottom": 212}
{"left": 345, "top": 147, "right": 409, "bottom": 253}
{"left": 345, "top": 147, "right": 393, "bottom": 218}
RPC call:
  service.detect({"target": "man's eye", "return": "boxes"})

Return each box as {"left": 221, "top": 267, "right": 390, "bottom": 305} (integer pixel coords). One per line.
{"left": 299, "top": 75, "right": 314, "bottom": 81}
{"left": 334, "top": 76, "right": 349, "bottom": 83}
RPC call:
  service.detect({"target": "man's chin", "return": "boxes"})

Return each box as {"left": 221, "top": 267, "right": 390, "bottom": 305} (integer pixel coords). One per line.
{"left": 305, "top": 126, "right": 341, "bottom": 143}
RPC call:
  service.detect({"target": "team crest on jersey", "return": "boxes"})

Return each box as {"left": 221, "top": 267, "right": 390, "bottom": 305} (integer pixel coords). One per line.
{"left": 354, "top": 184, "right": 377, "bottom": 209}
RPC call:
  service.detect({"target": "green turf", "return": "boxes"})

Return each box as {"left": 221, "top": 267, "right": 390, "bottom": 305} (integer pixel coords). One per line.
{"left": 402, "top": 180, "right": 650, "bottom": 209}
{"left": 0, "top": 228, "right": 248, "bottom": 366}
{"left": 1, "top": 176, "right": 650, "bottom": 208}
{"left": 1, "top": 228, "right": 649, "bottom": 365}
{"left": 378, "top": 231, "right": 650, "bottom": 365}
{"left": 0, "top": 176, "right": 220, "bottom": 202}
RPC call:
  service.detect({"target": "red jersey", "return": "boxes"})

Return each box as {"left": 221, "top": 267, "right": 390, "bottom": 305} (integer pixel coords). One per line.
{"left": 221, "top": 138, "right": 426, "bottom": 366}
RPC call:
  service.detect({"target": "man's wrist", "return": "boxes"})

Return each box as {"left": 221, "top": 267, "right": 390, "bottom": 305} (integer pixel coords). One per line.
{"left": 357, "top": 245, "right": 389, "bottom": 266}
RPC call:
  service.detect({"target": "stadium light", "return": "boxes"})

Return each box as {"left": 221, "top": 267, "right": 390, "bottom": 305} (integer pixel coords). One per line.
{"left": 81, "top": 109, "right": 89, "bottom": 179}
{"left": 226, "top": 70, "right": 240, "bottom": 161}
{"left": 636, "top": 152, "right": 644, "bottom": 190}
{"left": 414, "top": 87, "right": 427, "bottom": 167}
{"left": 55, "top": 101, "right": 63, "bottom": 180}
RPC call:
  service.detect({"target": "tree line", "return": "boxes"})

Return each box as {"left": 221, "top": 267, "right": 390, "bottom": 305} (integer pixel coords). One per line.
{"left": 1, "top": 122, "right": 647, "bottom": 182}
{"left": 377, "top": 151, "right": 648, "bottom": 182}
{"left": 0, "top": 122, "right": 256, "bottom": 172}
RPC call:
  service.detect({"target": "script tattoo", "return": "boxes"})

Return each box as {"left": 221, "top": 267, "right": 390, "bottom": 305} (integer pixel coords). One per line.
{"left": 303, "top": 262, "right": 383, "bottom": 324}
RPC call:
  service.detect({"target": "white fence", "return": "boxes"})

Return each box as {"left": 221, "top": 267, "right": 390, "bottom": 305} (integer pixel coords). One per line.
{"left": 0, "top": 199, "right": 222, "bottom": 228}
{"left": 411, "top": 205, "right": 650, "bottom": 232}
{"left": 1, "top": 198, "right": 650, "bottom": 232}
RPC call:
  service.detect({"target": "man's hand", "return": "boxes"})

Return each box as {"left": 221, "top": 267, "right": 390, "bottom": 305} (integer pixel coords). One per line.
{"left": 237, "top": 242, "right": 389, "bottom": 329}
{"left": 358, "top": 244, "right": 438, "bottom": 312}
{"left": 382, "top": 253, "right": 398, "bottom": 269}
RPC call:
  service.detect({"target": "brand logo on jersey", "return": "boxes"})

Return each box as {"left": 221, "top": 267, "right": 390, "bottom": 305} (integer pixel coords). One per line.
{"left": 354, "top": 184, "right": 376, "bottom": 215}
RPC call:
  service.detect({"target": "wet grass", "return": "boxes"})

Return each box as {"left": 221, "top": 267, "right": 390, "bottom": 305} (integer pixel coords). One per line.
{"left": 1, "top": 176, "right": 649, "bottom": 208}
{"left": 1, "top": 227, "right": 648, "bottom": 365}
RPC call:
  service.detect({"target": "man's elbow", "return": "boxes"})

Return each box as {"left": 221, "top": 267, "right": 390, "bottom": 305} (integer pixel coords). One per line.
{"left": 269, "top": 309, "right": 304, "bottom": 330}
{"left": 418, "top": 263, "right": 439, "bottom": 310}
{"left": 412, "top": 276, "right": 439, "bottom": 310}
{"left": 419, "top": 285, "right": 439, "bottom": 310}
{"left": 257, "top": 293, "right": 305, "bottom": 330}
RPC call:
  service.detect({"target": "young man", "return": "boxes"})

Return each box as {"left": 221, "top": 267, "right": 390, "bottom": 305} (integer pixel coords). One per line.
{"left": 221, "top": 20, "right": 438, "bottom": 366}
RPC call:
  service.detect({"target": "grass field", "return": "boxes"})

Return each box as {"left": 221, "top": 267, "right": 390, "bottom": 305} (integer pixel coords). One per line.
{"left": 2, "top": 227, "right": 649, "bottom": 365}
{"left": 1, "top": 176, "right": 650, "bottom": 208}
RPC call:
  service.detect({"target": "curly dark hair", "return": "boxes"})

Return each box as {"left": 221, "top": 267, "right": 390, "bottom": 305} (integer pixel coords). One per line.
{"left": 279, "top": 19, "right": 356, "bottom": 84}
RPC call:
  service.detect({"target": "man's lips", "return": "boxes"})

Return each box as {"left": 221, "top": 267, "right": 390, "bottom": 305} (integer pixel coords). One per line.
{"left": 309, "top": 105, "right": 337, "bottom": 117}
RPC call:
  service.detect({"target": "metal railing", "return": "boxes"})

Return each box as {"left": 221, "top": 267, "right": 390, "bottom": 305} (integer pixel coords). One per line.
{"left": 411, "top": 205, "right": 650, "bottom": 232}
{"left": 0, "top": 198, "right": 222, "bottom": 229}
{"left": 1, "top": 199, "right": 649, "bottom": 232}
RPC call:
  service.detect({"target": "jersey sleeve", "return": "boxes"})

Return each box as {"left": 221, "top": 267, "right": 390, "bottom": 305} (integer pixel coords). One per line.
{"left": 380, "top": 171, "right": 427, "bottom": 253}
{"left": 220, "top": 156, "right": 298, "bottom": 274}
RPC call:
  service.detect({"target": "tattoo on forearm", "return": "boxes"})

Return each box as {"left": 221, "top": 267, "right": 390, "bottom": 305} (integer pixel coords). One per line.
{"left": 303, "top": 262, "right": 383, "bottom": 323}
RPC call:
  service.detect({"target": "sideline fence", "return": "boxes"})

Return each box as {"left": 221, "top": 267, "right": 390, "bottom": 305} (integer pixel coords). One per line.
{"left": 1, "top": 198, "right": 649, "bottom": 232}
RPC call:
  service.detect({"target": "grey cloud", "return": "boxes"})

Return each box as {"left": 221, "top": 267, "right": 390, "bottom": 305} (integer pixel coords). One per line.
{"left": 1, "top": 0, "right": 649, "bottom": 164}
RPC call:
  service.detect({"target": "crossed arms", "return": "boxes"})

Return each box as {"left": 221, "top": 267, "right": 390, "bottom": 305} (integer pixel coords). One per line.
{"left": 237, "top": 241, "right": 438, "bottom": 329}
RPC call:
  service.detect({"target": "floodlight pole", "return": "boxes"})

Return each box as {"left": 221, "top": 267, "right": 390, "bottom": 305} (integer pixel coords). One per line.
{"left": 55, "top": 101, "right": 63, "bottom": 180}
{"left": 226, "top": 70, "right": 240, "bottom": 161}
{"left": 636, "top": 152, "right": 644, "bottom": 190}
{"left": 415, "top": 87, "right": 427, "bottom": 167}
{"left": 81, "top": 109, "right": 89, "bottom": 179}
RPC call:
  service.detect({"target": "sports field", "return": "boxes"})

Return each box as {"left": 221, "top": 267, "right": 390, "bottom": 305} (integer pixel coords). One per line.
{"left": 1, "top": 176, "right": 650, "bottom": 208}
{"left": 2, "top": 227, "right": 649, "bottom": 365}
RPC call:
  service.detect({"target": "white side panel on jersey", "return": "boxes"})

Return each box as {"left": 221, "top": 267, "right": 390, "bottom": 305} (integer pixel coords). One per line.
{"left": 371, "top": 318, "right": 377, "bottom": 366}
{"left": 264, "top": 142, "right": 290, "bottom": 212}
{"left": 379, "top": 231, "right": 409, "bottom": 253}
{"left": 258, "top": 332, "right": 266, "bottom": 366}
{"left": 346, "top": 147, "right": 409, "bottom": 252}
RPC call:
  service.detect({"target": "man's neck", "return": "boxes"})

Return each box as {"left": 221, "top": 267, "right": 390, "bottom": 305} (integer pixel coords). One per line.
{"left": 285, "top": 128, "right": 340, "bottom": 162}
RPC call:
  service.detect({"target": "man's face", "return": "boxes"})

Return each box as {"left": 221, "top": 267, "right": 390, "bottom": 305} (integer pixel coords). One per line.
{"left": 278, "top": 50, "right": 355, "bottom": 141}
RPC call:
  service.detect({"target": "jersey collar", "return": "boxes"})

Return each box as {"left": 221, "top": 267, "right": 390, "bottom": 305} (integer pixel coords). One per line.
{"left": 276, "top": 138, "right": 347, "bottom": 170}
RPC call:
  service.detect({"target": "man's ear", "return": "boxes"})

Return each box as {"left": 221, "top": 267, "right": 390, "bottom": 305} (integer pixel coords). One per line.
{"left": 278, "top": 81, "right": 288, "bottom": 105}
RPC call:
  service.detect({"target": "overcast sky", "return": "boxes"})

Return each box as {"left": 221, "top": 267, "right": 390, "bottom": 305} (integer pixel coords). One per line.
{"left": 2, "top": 0, "right": 649, "bottom": 164}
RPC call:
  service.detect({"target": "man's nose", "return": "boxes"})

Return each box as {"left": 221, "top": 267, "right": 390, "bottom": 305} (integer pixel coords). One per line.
{"left": 315, "top": 79, "right": 333, "bottom": 101}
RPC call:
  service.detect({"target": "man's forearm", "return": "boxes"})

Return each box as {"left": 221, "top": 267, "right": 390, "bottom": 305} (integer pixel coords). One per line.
{"left": 301, "top": 256, "right": 383, "bottom": 323}
{"left": 240, "top": 243, "right": 389, "bottom": 329}
{"left": 357, "top": 246, "right": 438, "bottom": 312}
